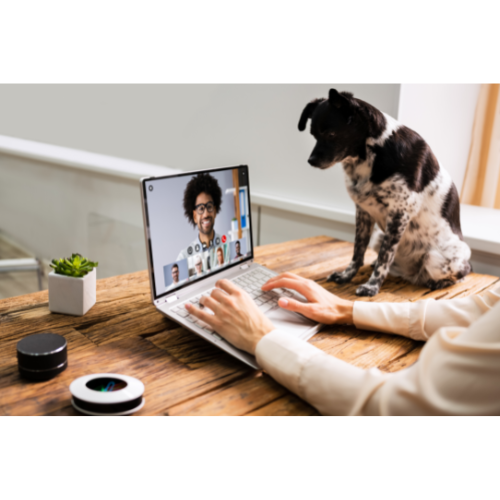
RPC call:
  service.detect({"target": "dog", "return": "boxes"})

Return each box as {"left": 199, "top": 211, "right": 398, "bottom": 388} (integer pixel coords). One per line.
{"left": 298, "top": 89, "right": 471, "bottom": 297}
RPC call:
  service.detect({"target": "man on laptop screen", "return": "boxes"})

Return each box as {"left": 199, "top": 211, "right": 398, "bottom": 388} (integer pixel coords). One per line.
{"left": 177, "top": 173, "right": 224, "bottom": 263}
{"left": 151, "top": 168, "right": 244, "bottom": 293}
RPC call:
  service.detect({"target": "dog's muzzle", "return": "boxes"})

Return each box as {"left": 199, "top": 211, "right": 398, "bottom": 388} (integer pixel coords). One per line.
{"left": 308, "top": 156, "right": 321, "bottom": 167}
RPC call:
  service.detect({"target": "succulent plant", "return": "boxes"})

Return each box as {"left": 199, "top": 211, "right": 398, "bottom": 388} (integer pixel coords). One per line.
{"left": 50, "top": 253, "right": 98, "bottom": 278}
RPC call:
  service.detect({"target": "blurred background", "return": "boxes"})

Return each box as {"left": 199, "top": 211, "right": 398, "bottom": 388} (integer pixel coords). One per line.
{"left": 1, "top": 84, "right": 498, "bottom": 299}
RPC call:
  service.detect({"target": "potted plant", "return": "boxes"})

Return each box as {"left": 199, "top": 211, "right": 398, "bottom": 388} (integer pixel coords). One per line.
{"left": 48, "top": 254, "right": 98, "bottom": 316}
{"left": 231, "top": 217, "right": 238, "bottom": 232}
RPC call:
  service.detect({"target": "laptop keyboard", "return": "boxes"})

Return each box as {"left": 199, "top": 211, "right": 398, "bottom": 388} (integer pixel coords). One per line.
{"left": 169, "top": 267, "right": 294, "bottom": 337}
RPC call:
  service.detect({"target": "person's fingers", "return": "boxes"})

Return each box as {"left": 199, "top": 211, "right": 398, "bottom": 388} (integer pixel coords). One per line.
{"left": 215, "top": 279, "right": 241, "bottom": 295}
{"left": 263, "top": 272, "right": 303, "bottom": 286}
{"left": 261, "top": 277, "right": 294, "bottom": 289}
{"left": 210, "top": 287, "right": 233, "bottom": 305}
{"left": 278, "top": 297, "right": 314, "bottom": 316}
{"left": 199, "top": 295, "right": 220, "bottom": 313}
{"left": 186, "top": 303, "right": 218, "bottom": 327}
{"left": 262, "top": 277, "right": 312, "bottom": 297}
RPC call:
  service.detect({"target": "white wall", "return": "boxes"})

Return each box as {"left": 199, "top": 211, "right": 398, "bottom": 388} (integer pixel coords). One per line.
{"left": 2, "top": 85, "right": 498, "bottom": 282}
{"left": 0, "top": 153, "right": 148, "bottom": 278}
{"left": 0, "top": 84, "right": 400, "bottom": 214}
{"left": 398, "top": 84, "right": 480, "bottom": 194}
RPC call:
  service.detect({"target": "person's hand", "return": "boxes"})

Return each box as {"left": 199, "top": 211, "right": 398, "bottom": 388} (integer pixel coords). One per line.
{"left": 262, "top": 272, "right": 354, "bottom": 325}
{"left": 185, "top": 279, "right": 275, "bottom": 355}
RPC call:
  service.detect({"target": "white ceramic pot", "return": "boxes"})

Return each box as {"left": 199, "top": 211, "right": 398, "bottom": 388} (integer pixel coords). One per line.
{"left": 48, "top": 268, "right": 96, "bottom": 316}
{"left": 231, "top": 219, "right": 238, "bottom": 232}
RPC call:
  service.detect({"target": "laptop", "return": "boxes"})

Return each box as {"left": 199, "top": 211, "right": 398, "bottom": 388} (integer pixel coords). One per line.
{"left": 140, "top": 165, "right": 321, "bottom": 369}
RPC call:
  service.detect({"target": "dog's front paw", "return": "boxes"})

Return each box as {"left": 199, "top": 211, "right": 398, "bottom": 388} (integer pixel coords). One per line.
{"left": 327, "top": 271, "right": 354, "bottom": 284}
{"left": 356, "top": 283, "right": 380, "bottom": 297}
{"left": 426, "top": 279, "right": 455, "bottom": 291}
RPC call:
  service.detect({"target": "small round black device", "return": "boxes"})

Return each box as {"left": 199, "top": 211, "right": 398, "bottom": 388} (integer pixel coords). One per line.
{"left": 17, "top": 332, "right": 68, "bottom": 381}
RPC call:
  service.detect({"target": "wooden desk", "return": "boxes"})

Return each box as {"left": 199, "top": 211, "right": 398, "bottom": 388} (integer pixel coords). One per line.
{"left": 1, "top": 236, "right": 498, "bottom": 416}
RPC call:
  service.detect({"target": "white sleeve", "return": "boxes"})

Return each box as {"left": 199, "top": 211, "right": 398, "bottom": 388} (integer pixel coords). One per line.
{"left": 369, "top": 300, "right": 500, "bottom": 415}
{"left": 256, "top": 299, "right": 500, "bottom": 416}
{"left": 353, "top": 283, "right": 500, "bottom": 341}
{"left": 255, "top": 329, "right": 389, "bottom": 416}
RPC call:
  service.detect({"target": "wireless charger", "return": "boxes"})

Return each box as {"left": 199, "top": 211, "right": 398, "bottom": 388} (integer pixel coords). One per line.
{"left": 70, "top": 373, "right": 145, "bottom": 416}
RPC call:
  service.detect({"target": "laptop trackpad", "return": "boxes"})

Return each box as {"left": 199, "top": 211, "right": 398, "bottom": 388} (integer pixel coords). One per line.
{"left": 266, "top": 308, "right": 317, "bottom": 337}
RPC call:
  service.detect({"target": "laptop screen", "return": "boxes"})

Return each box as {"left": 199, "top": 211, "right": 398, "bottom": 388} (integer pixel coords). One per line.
{"left": 142, "top": 165, "right": 253, "bottom": 300}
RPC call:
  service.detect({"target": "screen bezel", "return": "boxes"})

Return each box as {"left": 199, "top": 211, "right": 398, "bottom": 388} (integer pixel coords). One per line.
{"left": 142, "top": 165, "right": 254, "bottom": 301}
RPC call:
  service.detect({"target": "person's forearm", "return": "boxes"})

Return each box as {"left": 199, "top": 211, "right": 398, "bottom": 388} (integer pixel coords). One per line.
{"left": 339, "top": 301, "right": 354, "bottom": 325}
{"left": 353, "top": 301, "right": 414, "bottom": 337}
{"left": 255, "top": 330, "right": 389, "bottom": 415}
{"left": 353, "top": 284, "right": 500, "bottom": 341}
{"left": 256, "top": 300, "right": 500, "bottom": 416}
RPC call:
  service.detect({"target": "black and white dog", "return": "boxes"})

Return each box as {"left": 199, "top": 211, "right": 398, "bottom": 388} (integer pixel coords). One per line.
{"left": 299, "top": 89, "right": 471, "bottom": 297}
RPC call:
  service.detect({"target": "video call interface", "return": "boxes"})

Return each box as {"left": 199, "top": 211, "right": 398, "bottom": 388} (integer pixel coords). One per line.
{"left": 145, "top": 167, "right": 252, "bottom": 298}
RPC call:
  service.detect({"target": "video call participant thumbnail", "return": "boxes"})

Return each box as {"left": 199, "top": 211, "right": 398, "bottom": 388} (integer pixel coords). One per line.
{"left": 177, "top": 173, "right": 224, "bottom": 261}
{"left": 235, "top": 240, "right": 243, "bottom": 258}
{"left": 171, "top": 263, "right": 180, "bottom": 283}
{"left": 188, "top": 253, "right": 206, "bottom": 279}
{"left": 216, "top": 246, "right": 225, "bottom": 267}
{"left": 230, "top": 238, "right": 247, "bottom": 262}
{"left": 163, "top": 259, "right": 188, "bottom": 291}
{"left": 194, "top": 254, "right": 204, "bottom": 277}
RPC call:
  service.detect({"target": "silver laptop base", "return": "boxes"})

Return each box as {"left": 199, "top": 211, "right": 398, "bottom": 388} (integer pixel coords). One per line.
{"left": 156, "top": 261, "right": 322, "bottom": 370}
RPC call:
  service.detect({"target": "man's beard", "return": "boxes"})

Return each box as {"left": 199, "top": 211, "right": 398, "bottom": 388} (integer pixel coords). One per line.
{"left": 198, "top": 216, "right": 214, "bottom": 235}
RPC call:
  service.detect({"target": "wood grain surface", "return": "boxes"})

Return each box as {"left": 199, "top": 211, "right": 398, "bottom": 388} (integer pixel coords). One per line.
{"left": 1, "top": 236, "right": 498, "bottom": 416}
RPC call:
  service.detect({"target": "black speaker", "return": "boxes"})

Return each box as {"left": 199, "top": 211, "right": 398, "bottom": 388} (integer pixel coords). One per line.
{"left": 17, "top": 333, "right": 68, "bottom": 381}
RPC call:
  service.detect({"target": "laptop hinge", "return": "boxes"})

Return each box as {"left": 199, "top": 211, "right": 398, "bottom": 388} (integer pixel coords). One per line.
{"left": 156, "top": 294, "right": 178, "bottom": 306}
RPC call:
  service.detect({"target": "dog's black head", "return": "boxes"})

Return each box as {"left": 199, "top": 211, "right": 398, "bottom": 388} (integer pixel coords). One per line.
{"left": 298, "top": 89, "right": 375, "bottom": 169}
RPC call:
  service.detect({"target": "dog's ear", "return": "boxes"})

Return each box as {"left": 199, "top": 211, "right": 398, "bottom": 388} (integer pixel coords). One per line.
{"left": 328, "top": 89, "right": 351, "bottom": 109}
{"left": 329, "top": 89, "right": 359, "bottom": 124}
{"left": 298, "top": 98, "right": 323, "bottom": 131}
